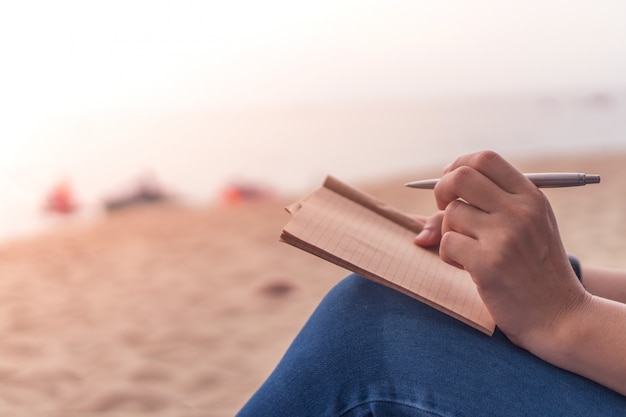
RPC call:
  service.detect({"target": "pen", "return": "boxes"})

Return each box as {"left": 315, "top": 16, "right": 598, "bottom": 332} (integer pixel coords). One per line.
{"left": 404, "top": 173, "right": 601, "bottom": 189}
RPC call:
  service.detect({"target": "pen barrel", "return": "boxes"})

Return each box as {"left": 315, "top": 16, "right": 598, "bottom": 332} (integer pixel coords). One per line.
{"left": 525, "top": 173, "right": 598, "bottom": 187}
{"left": 405, "top": 173, "right": 600, "bottom": 189}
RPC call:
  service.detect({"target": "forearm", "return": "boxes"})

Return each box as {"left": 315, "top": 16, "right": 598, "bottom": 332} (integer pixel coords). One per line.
{"left": 535, "top": 295, "right": 626, "bottom": 396}
{"left": 581, "top": 265, "right": 626, "bottom": 304}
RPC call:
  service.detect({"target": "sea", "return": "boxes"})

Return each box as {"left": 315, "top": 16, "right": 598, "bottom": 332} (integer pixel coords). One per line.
{"left": 2, "top": 91, "right": 625, "bottom": 243}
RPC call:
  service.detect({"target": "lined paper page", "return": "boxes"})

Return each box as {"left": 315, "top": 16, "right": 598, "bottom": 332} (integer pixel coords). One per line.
{"left": 282, "top": 180, "right": 495, "bottom": 335}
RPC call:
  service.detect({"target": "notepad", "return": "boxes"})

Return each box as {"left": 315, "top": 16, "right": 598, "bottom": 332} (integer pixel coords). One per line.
{"left": 280, "top": 175, "right": 496, "bottom": 335}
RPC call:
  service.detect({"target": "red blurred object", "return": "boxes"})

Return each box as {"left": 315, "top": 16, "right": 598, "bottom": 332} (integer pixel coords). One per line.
{"left": 220, "top": 183, "right": 274, "bottom": 205}
{"left": 221, "top": 186, "right": 244, "bottom": 204}
{"left": 44, "top": 181, "right": 78, "bottom": 215}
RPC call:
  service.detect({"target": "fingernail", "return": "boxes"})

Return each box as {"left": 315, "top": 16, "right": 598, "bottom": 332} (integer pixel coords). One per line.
{"left": 415, "top": 229, "right": 433, "bottom": 242}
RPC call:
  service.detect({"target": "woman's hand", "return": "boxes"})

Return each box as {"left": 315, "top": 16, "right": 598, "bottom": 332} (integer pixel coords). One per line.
{"left": 427, "top": 151, "right": 589, "bottom": 349}
{"left": 415, "top": 151, "right": 626, "bottom": 395}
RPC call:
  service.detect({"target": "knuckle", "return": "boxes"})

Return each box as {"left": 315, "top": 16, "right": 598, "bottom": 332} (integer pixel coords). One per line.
{"left": 441, "top": 200, "right": 458, "bottom": 229}
{"left": 444, "top": 199, "right": 466, "bottom": 221}
{"left": 450, "top": 166, "right": 475, "bottom": 186}
{"left": 495, "top": 233, "right": 515, "bottom": 252}
{"left": 446, "top": 155, "right": 463, "bottom": 171}
{"left": 479, "top": 246, "right": 509, "bottom": 279}
{"left": 440, "top": 230, "right": 456, "bottom": 250}
{"left": 439, "top": 232, "right": 454, "bottom": 260}
{"left": 444, "top": 199, "right": 459, "bottom": 214}
{"left": 474, "top": 150, "right": 501, "bottom": 168}
{"left": 439, "top": 230, "right": 450, "bottom": 248}
{"left": 512, "top": 190, "right": 549, "bottom": 222}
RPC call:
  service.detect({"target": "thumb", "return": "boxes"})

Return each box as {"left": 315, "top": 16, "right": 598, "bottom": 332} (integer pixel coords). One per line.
{"left": 414, "top": 211, "right": 444, "bottom": 247}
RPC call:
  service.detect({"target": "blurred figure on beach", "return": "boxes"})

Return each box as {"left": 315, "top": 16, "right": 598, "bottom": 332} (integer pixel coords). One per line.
{"left": 220, "top": 182, "right": 275, "bottom": 205}
{"left": 44, "top": 180, "right": 78, "bottom": 215}
{"left": 102, "top": 173, "right": 171, "bottom": 213}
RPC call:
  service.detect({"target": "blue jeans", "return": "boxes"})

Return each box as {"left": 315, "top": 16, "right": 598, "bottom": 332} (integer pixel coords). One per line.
{"left": 237, "top": 274, "right": 626, "bottom": 416}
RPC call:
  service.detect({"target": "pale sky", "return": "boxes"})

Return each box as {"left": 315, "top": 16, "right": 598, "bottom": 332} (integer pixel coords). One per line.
{"left": 2, "top": 0, "right": 626, "bottom": 123}
{"left": 1, "top": 0, "right": 625, "bottom": 174}
{"left": 1, "top": 0, "right": 626, "bottom": 237}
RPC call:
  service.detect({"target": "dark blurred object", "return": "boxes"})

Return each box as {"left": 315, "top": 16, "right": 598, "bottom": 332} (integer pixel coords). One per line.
{"left": 258, "top": 280, "right": 295, "bottom": 297}
{"left": 44, "top": 180, "right": 78, "bottom": 215}
{"left": 583, "top": 92, "right": 616, "bottom": 109}
{"left": 103, "top": 174, "right": 171, "bottom": 212}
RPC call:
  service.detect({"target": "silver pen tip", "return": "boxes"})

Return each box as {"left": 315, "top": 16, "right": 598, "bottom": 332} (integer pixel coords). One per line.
{"left": 586, "top": 174, "right": 601, "bottom": 184}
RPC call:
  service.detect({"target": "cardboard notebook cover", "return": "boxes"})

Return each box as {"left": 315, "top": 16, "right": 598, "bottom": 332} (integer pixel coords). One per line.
{"left": 280, "top": 175, "right": 495, "bottom": 335}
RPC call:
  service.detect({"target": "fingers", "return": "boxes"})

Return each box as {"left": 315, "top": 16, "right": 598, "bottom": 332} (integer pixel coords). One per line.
{"left": 419, "top": 150, "right": 531, "bottom": 270}
{"left": 414, "top": 211, "right": 444, "bottom": 247}
{"left": 439, "top": 201, "right": 486, "bottom": 271}
{"left": 443, "top": 150, "right": 534, "bottom": 195}
{"left": 414, "top": 204, "right": 487, "bottom": 275}
{"left": 441, "top": 199, "right": 488, "bottom": 240}
{"left": 434, "top": 166, "right": 508, "bottom": 213}
{"left": 439, "top": 230, "right": 479, "bottom": 272}
{"left": 433, "top": 151, "right": 522, "bottom": 272}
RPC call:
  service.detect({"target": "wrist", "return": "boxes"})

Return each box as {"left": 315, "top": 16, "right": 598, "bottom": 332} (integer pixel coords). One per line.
{"left": 529, "top": 289, "right": 593, "bottom": 369}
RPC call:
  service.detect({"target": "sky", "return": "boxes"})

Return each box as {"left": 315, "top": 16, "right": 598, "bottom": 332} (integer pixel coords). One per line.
{"left": 0, "top": 0, "right": 625, "bottom": 224}
{"left": 2, "top": 0, "right": 626, "bottom": 121}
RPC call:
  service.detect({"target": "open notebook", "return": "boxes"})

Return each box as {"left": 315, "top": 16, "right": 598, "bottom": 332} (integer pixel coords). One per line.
{"left": 280, "top": 176, "right": 495, "bottom": 335}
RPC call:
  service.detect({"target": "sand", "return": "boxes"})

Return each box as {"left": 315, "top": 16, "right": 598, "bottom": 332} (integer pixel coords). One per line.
{"left": 0, "top": 152, "right": 624, "bottom": 416}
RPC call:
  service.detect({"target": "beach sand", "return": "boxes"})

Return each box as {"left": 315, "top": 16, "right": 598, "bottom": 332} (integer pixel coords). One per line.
{"left": 0, "top": 152, "right": 624, "bottom": 416}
